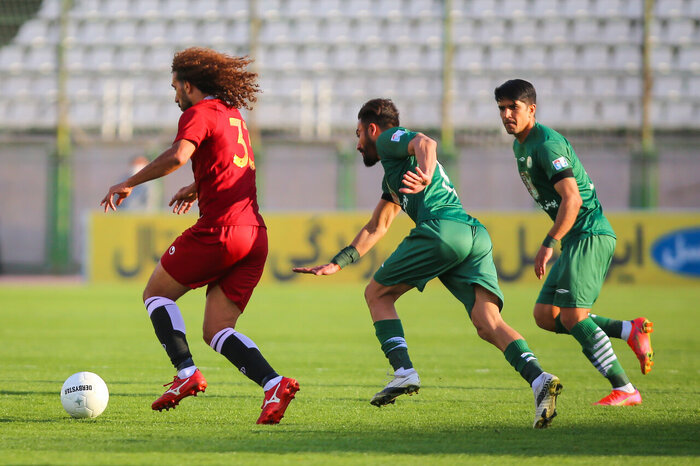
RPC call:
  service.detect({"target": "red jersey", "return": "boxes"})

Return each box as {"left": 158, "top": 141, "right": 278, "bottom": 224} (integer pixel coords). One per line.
{"left": 174, "top": 98, "right": 264, "bottom": 228}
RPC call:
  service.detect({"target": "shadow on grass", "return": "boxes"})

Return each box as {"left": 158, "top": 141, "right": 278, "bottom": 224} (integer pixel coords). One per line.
{"left": 21, "top": 420, "right": 700, "bottom": 458}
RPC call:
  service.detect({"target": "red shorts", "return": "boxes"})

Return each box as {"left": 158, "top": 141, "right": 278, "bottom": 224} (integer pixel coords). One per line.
{"left": 160, "top": 224, "right": 267, "bottom": 311}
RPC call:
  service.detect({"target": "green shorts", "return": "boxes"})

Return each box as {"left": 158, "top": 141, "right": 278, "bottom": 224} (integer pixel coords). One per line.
{"left": 373, "top": 219, "right": 504, "bottom": 315}
{"left": 537, "top": 234, "right": 615, "bottom": 308}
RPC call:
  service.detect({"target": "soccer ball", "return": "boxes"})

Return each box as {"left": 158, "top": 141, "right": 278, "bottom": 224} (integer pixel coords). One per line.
{"left": 60, "top": 372, "right": 109, "bottom": 419}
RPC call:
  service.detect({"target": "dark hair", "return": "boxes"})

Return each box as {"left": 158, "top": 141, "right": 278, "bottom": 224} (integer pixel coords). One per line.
{"left": 172, "top": 47, "right": 259, "bottom": 110}
{"left": 357, "top": 98, "right": 400, "bottom": 130}
{"left": 494, "top": 79, "right": 537, "bottom": 105}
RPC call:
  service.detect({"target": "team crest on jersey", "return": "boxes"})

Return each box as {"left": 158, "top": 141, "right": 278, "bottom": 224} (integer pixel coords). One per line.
{"left": 552, "top": 156, "right": 569, "bottom": 170}
{"left": 390, "top": 129, "right": 406, "bottom": 142}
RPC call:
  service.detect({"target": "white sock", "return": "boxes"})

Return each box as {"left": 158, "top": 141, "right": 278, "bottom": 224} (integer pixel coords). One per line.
{"left": 620, "top": 321, "right": 633, "bottom": 340}
{"left": 177, "top": 365, "right": 197, "bottom": 379}
{"left": 613, "top": 383, "right": 636, "bottom": 393}
{"left": 263, "top": 375, "right": 283, "bottom": 391}
{"left": 531, "top": 372, "right": 548, "bottom": 394}
{"left": 394, "top": 367, "right": 417, "bottom": 376}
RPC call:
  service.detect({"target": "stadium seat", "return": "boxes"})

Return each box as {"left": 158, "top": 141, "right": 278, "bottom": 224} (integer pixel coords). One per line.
{"left": 109, "top": 19, "right": 139, "bottom": 44}
{"left": 678, "top": 46, "right": 700, "bottom": 71}
{"left": 654, "top": 74, "right": 683, "bottom": 98}
{"left": 488, "top": 45, "right": 516, "bottom": 70}
{"left": 656, "top": 0, "right": 685, "bottom": 17}
{"left": 455, "top": 44, "right": 485, "bottom": 71}
{"left": 612, "top": 44, "right": 641, "bottom": 70}
{"left": 572, "top": 18, "right": 600, "bottom": 43}
{"left": 592, "top": 0, "right": 625, "bottom": 17}
{"left": 581, "top": 44, "right": 610, "bottom": 70}
{"left": 37, "top": 0, "right": 62, "bottom": 18}
{"left": 535, "top": 17, "right": 573, "bottom": 46}
{"left": 521, "top": 45, "right": 548, "bottom": 70}
{"left": 129, "top": 0, "right": 160, "bottom": 17}
{"left": 14, "top": 19, "right": 50, "bottom": 46}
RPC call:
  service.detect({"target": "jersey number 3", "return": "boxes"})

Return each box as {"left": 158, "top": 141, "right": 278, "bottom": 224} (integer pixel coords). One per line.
{"left": 229, "top": 117, "right": 255, "bottom": 170}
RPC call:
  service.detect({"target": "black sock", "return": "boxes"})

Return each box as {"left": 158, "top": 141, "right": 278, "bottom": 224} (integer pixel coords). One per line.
{"left": 145, "top": 297, "right": 194, "bottom": 371}
{"left": 209, "top": 328, "right": 277, "bottom": 387}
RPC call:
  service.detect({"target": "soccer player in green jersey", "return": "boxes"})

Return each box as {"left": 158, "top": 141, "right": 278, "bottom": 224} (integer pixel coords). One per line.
{"left": 294, "top": 98, "right": 562, "bottom": 428}
{"left": 494, "top": 79, "right": 655, "bottom": 406}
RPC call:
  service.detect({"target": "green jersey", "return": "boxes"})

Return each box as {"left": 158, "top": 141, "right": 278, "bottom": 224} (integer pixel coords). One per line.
{"left": 376, "top": 127, "right": 478, "bottom": 226}
{"left": 513, "top": 122, "right": 615, "bottom": 243}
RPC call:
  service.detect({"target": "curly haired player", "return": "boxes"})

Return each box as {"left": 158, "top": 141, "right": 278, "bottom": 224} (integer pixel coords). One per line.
{"left": 101, "top": 47, "right": 298, "bottom": 424}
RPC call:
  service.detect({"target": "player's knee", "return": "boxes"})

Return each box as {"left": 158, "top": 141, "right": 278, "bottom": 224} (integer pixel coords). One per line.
{"left": 202, "top": 327, "right": 216, "bottom": 346}
{"left": 533, "top": 305, "right": 557, "bottom": 331}
{"left": 533, "top": 311, "right": 550, "bottom": 330}
{"left": 472, "top": 319, "right": 497, "bottom": 343}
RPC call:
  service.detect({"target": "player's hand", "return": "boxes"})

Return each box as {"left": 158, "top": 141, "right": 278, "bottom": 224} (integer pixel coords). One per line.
{"left": 100, "top": 182, "right": 132, "bottom": 212}
{"left": 399, "top": 166, "right": 431, "bottom": 194}
{"left": 169, "top": 185, "right": 197, "bottom": 215}
{"left": 534, "top": 245, "right": 554, "bottom": 279}
{"left": 292, "top": 263, "right": 341, "bottom": 276}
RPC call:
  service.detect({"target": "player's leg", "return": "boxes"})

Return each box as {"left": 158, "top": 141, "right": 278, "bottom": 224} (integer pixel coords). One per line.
{"left": 144, "top": 260, "right": 206, "bottom": 411}
{"left": 555, "top": 235, "right": 642, "bottom": 405}
{"left": 441, "top": 223, "right": 561, "bottom": 428}
{"left": 536, "top": 237, "right": 654, "bottom": 375}
{"left": 204, "top": 225, "right": 298, "bottom": 424}
{"left": 535, "top": 302, "right": 653, "bottom": 367}
{"left": 367, "top": 220, "right": 464, "bottom": 407}
{"left": 365, "top": 279, "right": 420, "bottom": 406}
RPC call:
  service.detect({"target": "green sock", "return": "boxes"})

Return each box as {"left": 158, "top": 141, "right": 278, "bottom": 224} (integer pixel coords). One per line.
{"left": 589, "top": 313, "right": 623, "bottom": 339}
{"left": 570, "top": 317, "right": 630, "bottom": 388}
{"left": 554, "top": 314, "right": 623, "bottom": 339}
{"left": 374, "top": 319, "right": 413, "bottom": 371}
{"left": 503, "top": 339, "right": 544, "bottom": 385}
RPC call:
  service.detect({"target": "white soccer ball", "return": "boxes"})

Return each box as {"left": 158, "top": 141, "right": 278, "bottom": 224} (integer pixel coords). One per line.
{"left": 60, "top": 372, "right": 109, "bottom": 419}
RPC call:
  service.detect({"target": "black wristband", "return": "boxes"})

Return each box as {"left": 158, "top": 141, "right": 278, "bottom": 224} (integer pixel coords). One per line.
{"left": 542, "top": 234, "right": 559, "bottom": 248}
{"left": 330, "top": 245, "right": 360, "bottom": 269}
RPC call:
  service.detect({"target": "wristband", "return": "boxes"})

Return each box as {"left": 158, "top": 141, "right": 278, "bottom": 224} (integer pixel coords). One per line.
{"left": 542, "top": 234, "right": 559, "bottom": 248}
{"left": 330, "top": 245, "right": 360, "bottom": 269}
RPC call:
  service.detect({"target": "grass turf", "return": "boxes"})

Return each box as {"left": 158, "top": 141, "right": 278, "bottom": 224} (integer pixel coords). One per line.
{"left": 0, "top": 282, "right": 698, "bottom": 465}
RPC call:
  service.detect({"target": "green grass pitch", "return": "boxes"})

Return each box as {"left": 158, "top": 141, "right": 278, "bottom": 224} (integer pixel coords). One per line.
{"left": 0, "top": 281, "right": 698, "bottom": 465}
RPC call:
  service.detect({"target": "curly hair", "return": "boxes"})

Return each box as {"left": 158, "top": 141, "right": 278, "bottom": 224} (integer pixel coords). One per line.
{"left": 172, "top": 47, "right": 260, "bottom": 110}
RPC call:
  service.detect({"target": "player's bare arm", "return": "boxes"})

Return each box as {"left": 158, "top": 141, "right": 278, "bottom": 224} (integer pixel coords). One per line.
{"left": 293, "top": 199, "right": 401, "bottom": 276}
{"left": 169, "top": 182, "right": 198, "bottom": 215}
{"left": 100, "top": 139, "right": 197, "bottom": 212}
{"left": 400, "top": 133, "right": 437, "bottom": 194}
{"left": 534, "top": 177, "right": 582, "bottom": 279}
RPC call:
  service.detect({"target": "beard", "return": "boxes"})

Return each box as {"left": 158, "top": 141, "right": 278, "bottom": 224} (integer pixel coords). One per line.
{"left": 360, "top": 135, "right": 379, "bottom": 167}
{"left": 177, "top": 95, "right": 193, "bottom": 112}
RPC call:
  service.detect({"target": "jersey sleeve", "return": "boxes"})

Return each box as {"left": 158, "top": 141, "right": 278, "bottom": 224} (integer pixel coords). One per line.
{"left": 536, "top": 141, "right": 574, "bottom": 184}
{"left": 376, "top": 128, "right": 418, "bottom": 160}
{"left": 174, "top": 106, "right": 213, "bottom": 148}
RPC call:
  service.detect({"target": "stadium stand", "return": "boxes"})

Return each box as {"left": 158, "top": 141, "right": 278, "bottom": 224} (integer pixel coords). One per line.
{"left": 0, "top": 0, "right": 698, "bottom": 134}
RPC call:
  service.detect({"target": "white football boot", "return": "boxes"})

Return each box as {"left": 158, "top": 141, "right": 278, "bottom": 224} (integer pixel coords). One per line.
{"left": 532, "top": 372, "right": 562, "bottom": 428}
{"left": 370, "top": 368, "right": 421, "bottom": 407}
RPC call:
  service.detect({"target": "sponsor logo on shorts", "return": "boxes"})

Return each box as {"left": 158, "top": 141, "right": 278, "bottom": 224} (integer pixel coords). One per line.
{"left": 555, "top": 288, "right": 569, "bottom": 294}
{"left": 651, "top": 227, "right": 700, "bottom": 277}
{"left": 169, "top": 246, "right": 175, "bottom": 255}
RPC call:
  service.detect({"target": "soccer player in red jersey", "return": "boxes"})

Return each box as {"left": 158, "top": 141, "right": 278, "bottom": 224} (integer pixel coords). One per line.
{"left": 100, "top": 47, "right": 298, "bottom": 424}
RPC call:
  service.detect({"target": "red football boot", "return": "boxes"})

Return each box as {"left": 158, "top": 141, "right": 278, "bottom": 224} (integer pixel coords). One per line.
{"left": 594, "top": 389, "right": 642, "bottom": 406}
{"left": 152, "top": 369, "right": 207, "bottom": 411}
{"left": 256, "top": 377, "right": 300, "bottom": 425}
{"left": 627, "top": 317, "right": 654, "bottom": 375}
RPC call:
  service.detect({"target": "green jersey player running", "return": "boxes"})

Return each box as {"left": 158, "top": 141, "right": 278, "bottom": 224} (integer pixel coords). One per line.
{"left": 294, "top": 98, "right": 562, "bottom": 428}
{"left": 494, "top": 79, "right": 655, "bottom": 406}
